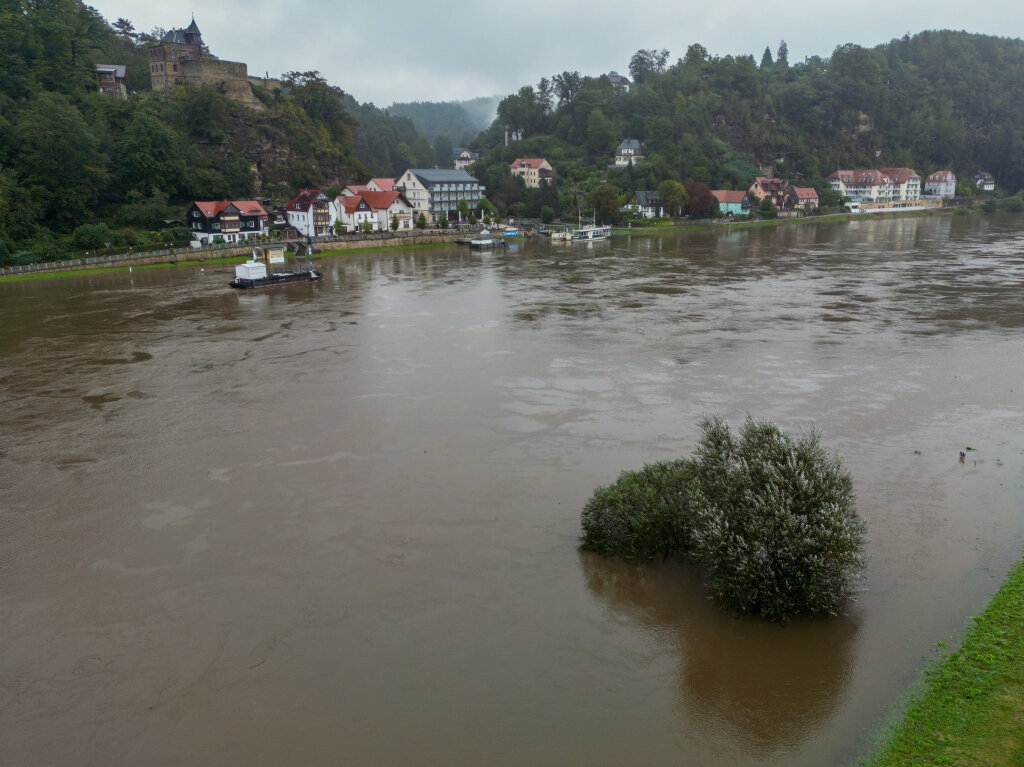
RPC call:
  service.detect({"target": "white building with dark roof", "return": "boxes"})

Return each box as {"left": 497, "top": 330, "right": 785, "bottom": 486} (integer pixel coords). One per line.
{"left": 393, "top": 169, "right": 485, "bottom": 224}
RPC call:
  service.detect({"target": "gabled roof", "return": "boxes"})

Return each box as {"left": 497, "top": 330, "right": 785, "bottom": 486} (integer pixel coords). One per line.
{"left": 192, "top": 200, "right": 267, "bottom": 218}
{"left": 926, "top": 170, "right": 956, "bottom": 182}
{"left": 287, "top": 189, "right": 328, "bottom": 211}
{"left": 361, "top": 191, "right": 410, "bottom": 210}
{"left": 880, "top": 167, "right": 921, "bottom": 184}
{"left": 616, "top": 138, "right": 643, "bottom": 153}
{"left": 342, "top": 185, "right": 371, "bottom": 196}
{"left": 95, "top": 64, "right": 126, "bottom": 78}
{"left": 608, "top": 73, "right": 630, "bottom": 85}
{"left": 712, "top": 190, "right": 748, "bottom": 204}
{"left": 633, "top": 190, "right": 661, "bottom": 206}
{"left": 337, "top": 196, "right": 372, "bottom": 214}
{"left": 369, "top": 177, "right": 395, "bottom": 191}
{"left": 752, "top": 176, "right": 786, "bottom": 190}
{"left": 453, "top": 148, "right": 478, "bottom": 159}
{"left": 511, "top": 158, "right": 548, "bottom": 169}
{"left": 829, "top": 169, "right": 888, "bottom": 185}
{"left": 789, "top": 187, "right": 819, "bottom": 199}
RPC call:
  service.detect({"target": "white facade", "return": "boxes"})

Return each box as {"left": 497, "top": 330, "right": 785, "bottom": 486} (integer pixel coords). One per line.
{"left": 924, "top": 171, "right": 957, "bottom": 198}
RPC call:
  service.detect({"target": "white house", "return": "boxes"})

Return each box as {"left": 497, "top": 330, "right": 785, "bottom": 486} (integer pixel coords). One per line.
{"left": 393, "top": 168, "right": 485, "bottom": 225}
{"left": 974, "top": 172, "right": 995, "bottom": 192}
{"left": 880, "top": 168, "right": 921, "bottom": 201}
{"left": 924, "top": 170, "right": 957, "bottom": 198}
{"left": 613, "top": 138, "right": 644, "bottom": 167}
{"left": 286, "top": 188, "right": 333, "bottom": 237}
{"left": 623, "top": 190, "right": 663, "bottom": 218}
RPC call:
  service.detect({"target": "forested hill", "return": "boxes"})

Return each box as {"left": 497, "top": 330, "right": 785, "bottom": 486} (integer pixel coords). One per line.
{"left": 471, "top": 31, "right": 1024, "bottom": 201}
{"left": 387, "top": 97, "right": 502, "bottom": 144}
{"left": 0, "top": 0, "right": 434, "bottom": 263}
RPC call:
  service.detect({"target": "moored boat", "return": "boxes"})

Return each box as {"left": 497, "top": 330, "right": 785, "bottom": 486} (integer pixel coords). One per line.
{"left": 571, "top": 224, "right": 612, "bottom": 241}
{"left": 229, "top": 256, "right": 322, "bottom": 289}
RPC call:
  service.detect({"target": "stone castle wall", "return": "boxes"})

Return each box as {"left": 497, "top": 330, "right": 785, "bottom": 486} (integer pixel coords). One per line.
{"left": 149, "top": 42, "right": 261, "bottom": 109}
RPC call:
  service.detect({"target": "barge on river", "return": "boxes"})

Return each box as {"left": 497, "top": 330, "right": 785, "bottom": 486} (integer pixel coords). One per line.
{"left": 229, "top": 254, "right": 322, "bottom": 289}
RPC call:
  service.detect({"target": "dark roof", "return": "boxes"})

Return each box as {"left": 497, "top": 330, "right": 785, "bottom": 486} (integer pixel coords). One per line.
{"left": 287, "top": 189, "right": 329, "bottom": 211}
{"left": 634, "top": 190, "right": 661, "bottom": 206}
{"left": 95, "top": 64, "right": 126, "bottom": 78}
{"left": 402, "top": 169, "right": 481, "bottom": 187}
{"left": 185, "top": 18, "right": 201, "bottom": 35}
{"left": 617, "top": 138, "right": 643, "bottom": 153}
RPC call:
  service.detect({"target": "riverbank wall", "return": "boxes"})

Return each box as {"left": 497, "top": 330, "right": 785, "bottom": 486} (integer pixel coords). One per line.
{"left": 0, "top": 231, "right": 470, "bottom": 277}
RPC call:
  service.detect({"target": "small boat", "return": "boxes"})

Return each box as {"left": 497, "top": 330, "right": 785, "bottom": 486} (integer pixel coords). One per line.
{"left": 571, "top": 224, "right": 612, "bottom": 241}
{"left": 229, "top": 256, "right": 322, "bottom": 289}
{"left": 501, "top": 226, "right": 519, "bottom": 236}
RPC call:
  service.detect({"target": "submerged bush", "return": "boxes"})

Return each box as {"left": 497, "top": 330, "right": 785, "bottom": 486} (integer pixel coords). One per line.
{"left": 579, "top": 416, "right": 867, "bottom": 620}
{"left": 580, "top": 460, "right": 695, "bottom": 563}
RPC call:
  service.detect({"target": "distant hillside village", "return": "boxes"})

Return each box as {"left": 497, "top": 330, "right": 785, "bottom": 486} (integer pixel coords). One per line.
{"left": 94, "top": 17, "right": 1002, "bottom": 250}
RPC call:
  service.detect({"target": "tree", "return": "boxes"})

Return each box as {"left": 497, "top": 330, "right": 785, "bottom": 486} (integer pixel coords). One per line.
{"left": 759, "top": 196, "right": 778, "bottom": 218}
{"left": 416, "top": 212, "right": 427, "bottom": 229}
{"left": 684, "top": 182, "right": 716, "bottom": 218}
{"left": 113, "top": 18, "right": 136, "bottom": 40}
{"left": 116, "top": 112, "right": 186, "bottom": 196}
{"left": 552, "top": 70, "right": 583, "bottom": 106}
{"left": 586, "top": 183, "right": 622, "bottom": 224}
{"left": 760, "top": 46, "right": 773, "bottom": 69}
{"left": 586, "top": 109, "right": 615, "bottom": 156}
{"left": 334, "top": 220, "right": 346, "bottom": 236}
{"left": 457, "top": 198, "right": 470, "bottom": 222}
{"left": 540, "top": 205, "right": 555, "bottom": 223}
{"left": 439, "top": 213, "right": 449, "bottom": 229}
{"left": 391, "top": 214, "right": 399, "bottom": 231}
{"left": 658, "top": 180, "right": 688, "bottom": 218}
{"left": 777, "top": 40, "right": 789, "bottom": 68}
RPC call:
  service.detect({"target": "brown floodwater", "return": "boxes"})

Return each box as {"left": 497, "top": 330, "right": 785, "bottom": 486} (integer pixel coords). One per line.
{"left": 2, "top": 214, "right": 1023, "bottom": 765}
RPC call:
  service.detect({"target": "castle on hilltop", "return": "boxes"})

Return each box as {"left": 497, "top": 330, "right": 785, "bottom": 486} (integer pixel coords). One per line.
{"left": 148, "top": 17, "right": 276, "bottom": 108}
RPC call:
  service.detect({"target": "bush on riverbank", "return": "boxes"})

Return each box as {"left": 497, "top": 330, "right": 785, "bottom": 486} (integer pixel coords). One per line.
{"left": 580, "top": 416, "right": 867, "bottom": 620}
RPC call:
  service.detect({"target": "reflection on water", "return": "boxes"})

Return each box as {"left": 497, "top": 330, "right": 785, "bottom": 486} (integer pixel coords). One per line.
{"left": 582, "top": 552, "right": 859, "bottom": 756}
{"left": 2, "top": 214, "right": 1024, "bottom": 766}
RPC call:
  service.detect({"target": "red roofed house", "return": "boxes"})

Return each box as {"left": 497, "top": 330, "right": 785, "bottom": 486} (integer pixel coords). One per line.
{"left": 924, "top": 170, "right": 957, "bottom": 198}
{"left": 509, "top": 158, "right": 553, "bottom": 188}
{"left": 785, "top": 186, "right": 820, "bottom": 209}
{"left": 828, "top": 169, "right": 895, "bottom": 203}
{"left": 286, "top": 189, "right": 333, "bottom": 237}
{"left": 335, "top": 195, "right": 376, "bottom": 233}
{"left": 880, "top": 167, "right": 921, "bottom": 201}
{"left": 747, "top": 177, "right": 787, "bottom": 208}
{"left": 187, "top": 200, "right": 268, "bottom": 245}
{"left": 368, "top": 178, "right": 395, "bottom": 192}
{"left": 710, "top": 190, "right": 750, "bottom": 216}
{"left": 340, "top": 185, "right": 372, "bottom": 197}
{"left": 335, "top": 191, "right": 416, "bottom": 232}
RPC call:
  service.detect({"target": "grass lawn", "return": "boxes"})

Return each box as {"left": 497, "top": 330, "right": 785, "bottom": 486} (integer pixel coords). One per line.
{"left": 870, "top": 553, "right": 1024, "bottom": 765}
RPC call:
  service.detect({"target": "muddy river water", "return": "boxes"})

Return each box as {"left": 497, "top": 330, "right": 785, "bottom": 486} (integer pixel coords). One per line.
{"left": 2, "top": 214, "right": 1023, "bottom": 765}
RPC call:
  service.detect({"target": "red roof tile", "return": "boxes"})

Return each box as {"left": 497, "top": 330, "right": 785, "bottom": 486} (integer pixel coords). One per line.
{"left": 193, "top": 200, "right": 267, "bottom": 218}
{"left": 511, "top": 158, "right": 548, "bottom": 169}
{"left": 370, "top": 177, "right": 395, "bottom": 191}
{"left": 711, "top": 190, "right": 747, "bottom": 204}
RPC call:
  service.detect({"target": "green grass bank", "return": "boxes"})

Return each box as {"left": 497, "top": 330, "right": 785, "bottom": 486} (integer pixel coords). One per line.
{"left": 869, "top": 553, "right": 1024, "bottom": 765}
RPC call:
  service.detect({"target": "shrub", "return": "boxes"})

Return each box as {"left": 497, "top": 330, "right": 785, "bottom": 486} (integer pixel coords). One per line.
{"left": 579, "top": 415, "right": 866, "bottom": 620}
{"left": 72, "top": 222, "right": 112, "bottom": 250}
{"left": 687, "top": 416, "right": 865, "bottom": 621}
{"left": 581, "top": 461, "right": 696, "bottom": 563}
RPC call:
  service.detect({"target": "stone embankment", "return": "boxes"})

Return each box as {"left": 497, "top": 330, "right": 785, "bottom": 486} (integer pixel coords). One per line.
{"left": 0, "top": 231, "right": 470, "bottom": 277}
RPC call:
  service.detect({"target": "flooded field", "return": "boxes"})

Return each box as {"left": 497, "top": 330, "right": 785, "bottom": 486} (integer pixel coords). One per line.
{"left": 2, "top": 214, "right": 1023, "bottom": 765}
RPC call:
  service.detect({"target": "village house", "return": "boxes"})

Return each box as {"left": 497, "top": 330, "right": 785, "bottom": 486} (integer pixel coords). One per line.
{"left": 340, "top": 184, "right": 372, "bottom": 197}
{"left": 393, "top": 169, "right": 485, "bottom": 225}
{"left": 974, "top": 172, "right": 995, "bottom": 192}
{"left": 880, "top": 167, "right": 921, "bottom": 201}
{"left": 367, "top": 178, "right": 395, "bottom": 192}
{"left": 747, "top": 177, "right": 788, "bottom": 208}
{"left": 187, "top": 200, "right": 268, "bottom": 245}
{"left": 623, "top": 190, "right": 663, "bottom": 218}
{"left": 924, "top": 170, "right": 957, "bottom": 198}
{"left": 828, "top": 169, "right": 895, "bottom": 203}
{"left": 286, "top": 189, "right": 333, "bottom": 237}
{"left": 334, "top": 195, "right": 377, "bottom": 232}
{"left": 509, "top": 158, "right": 553, "bottom": 188}
{"left": 786, "top": 186, "right": 820, "bottom": 209}
{"left": 94, "top": 64, "right": 127, "bottom": 99}
{"left": 335, "top": 191, "right": 416, "bottom": 232}
{"left": 607, "top": 72, "right": 631, "bottom": 93}
{"left": 711, "top": 190, "right": 750, "bottom": 216}
{"left": 453, "top": 148, "right": 479, "bottom": 171}
{"left": 613, "top": 139, "right": 645, "bottom": 167}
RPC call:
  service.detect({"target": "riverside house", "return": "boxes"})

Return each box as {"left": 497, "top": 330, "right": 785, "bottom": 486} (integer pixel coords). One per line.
{"left": 187, "top": 200, "right": 268, "bottom": 245}
{"left": 393, "top": 169, "right": 485, "bottom": 225}
{"left": 509, "top": 158, "right": 553, "bottom": 188}
{"left": 711, "top": 190, "right": 750, "bottom": 216}
{"left": 286, "top": 189, "right": 333, "bottom": 237}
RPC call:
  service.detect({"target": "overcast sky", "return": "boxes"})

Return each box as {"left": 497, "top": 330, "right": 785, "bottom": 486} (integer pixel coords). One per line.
{"left": 88, "top": 1, "right": 1023, "bottom": 107}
